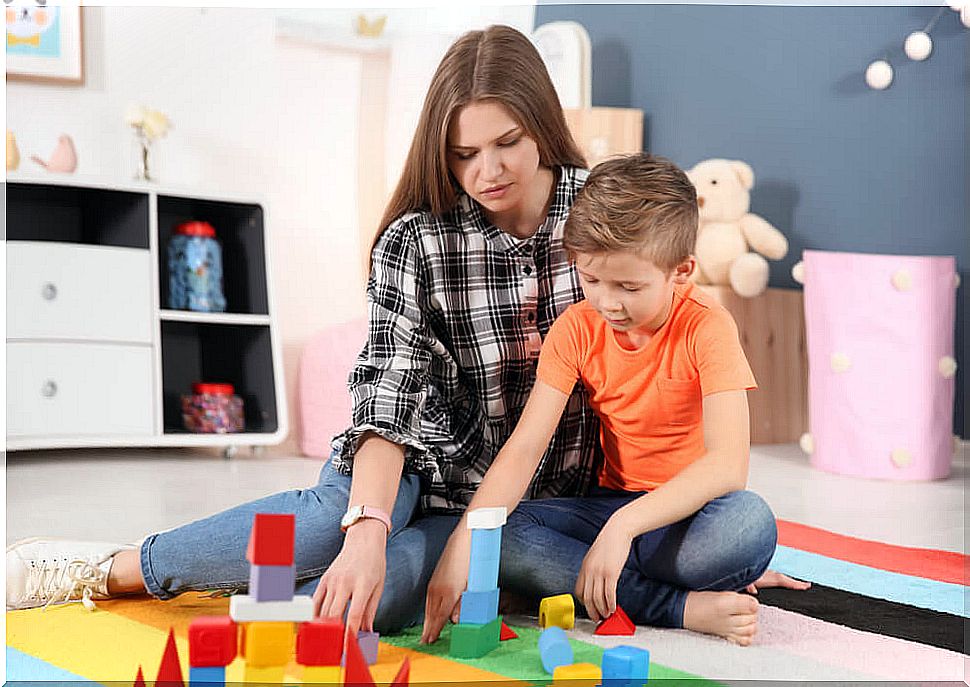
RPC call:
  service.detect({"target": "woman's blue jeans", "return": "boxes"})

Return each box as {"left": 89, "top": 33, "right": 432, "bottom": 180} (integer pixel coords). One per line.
{"left": 139, "top": 460, "right": 775, "bottom": 632}
{"left": 500, "top": 487, "right": 777, "bottom": 628}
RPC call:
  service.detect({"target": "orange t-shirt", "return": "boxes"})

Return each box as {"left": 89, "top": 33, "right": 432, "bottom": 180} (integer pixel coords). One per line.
{"left": 537, "top": 282, "right": 757, "bottom": 491}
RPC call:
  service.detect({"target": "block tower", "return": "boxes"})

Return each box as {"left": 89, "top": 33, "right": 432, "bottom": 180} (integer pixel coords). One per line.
{"left": 449, "top": 506, "right": 506, "bottom": 659}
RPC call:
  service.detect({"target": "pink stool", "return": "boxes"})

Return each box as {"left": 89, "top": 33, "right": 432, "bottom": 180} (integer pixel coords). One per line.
{"left": 802, "top": 250, "right": 958, "bottom": 480}
{"left": 298, "top": 317, "right": 368, "bottom": 459}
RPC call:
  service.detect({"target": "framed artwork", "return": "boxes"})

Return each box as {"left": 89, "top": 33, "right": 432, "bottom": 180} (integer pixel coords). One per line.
{"left": 5, "top": 1, "right": 83, "bottom": 84}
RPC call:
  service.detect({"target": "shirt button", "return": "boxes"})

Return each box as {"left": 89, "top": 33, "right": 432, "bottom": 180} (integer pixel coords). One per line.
{"left": 527, "top": 312, "right": 536, "bottom": 323}
{"left": 523, "top": 265, "right": 533, "bottom": 275}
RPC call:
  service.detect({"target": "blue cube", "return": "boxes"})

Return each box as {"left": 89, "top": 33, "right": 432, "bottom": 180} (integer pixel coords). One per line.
{"left": 189, "top": 665, "right": 225, "bottom": 687}
{"left": 602, "top": 645, "right": 650, "bottom": 686}
{"left": 459, "top": 588, "right": 500, "bottom": 625}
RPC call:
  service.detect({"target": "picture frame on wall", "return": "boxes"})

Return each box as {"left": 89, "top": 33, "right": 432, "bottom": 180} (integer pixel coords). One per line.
{"left": 6, "top": 1, "right": 83, "bottom": 84}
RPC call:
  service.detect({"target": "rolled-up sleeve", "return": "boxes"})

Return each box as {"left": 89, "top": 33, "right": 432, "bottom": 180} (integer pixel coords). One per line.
{"left": 331, "top": 220, "right": 436, "bottom": 475}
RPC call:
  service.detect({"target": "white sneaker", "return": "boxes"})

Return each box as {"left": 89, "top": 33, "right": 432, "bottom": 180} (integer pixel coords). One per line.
{"left": 6, "top": 537, "right": 134, "bottom": 611}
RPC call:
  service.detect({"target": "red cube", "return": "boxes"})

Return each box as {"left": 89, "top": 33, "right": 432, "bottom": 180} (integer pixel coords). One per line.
{"left": 188, "top": 616, "right": 238, "bottom": 667}
{"left": 296, "top": 618, "right": 344, "bottom": 666}
{"left": 246, "top": 513, "right": 296, "bottom": 566}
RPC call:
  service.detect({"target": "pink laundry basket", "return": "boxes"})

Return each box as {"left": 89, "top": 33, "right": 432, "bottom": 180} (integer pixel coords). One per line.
{"left": 298, "top": 317, "right": 368, "bottom": 459}
{"left": 802, "top": 250, "right": 958, "bottom": 480}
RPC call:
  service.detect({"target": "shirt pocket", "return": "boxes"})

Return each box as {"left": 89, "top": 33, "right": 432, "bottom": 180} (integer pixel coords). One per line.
{"left": 656, "top": 376, "right": 702, "bottom": 426}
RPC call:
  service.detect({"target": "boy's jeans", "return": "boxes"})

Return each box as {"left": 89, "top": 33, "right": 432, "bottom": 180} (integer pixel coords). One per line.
{"left": 139, "top": 459, "right": 774, "bottom": 632}
{"left": 500, "top": 487, "right": 778, "bottom": 628}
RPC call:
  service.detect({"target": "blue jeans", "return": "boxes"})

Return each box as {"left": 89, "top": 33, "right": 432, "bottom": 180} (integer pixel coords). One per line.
{"left": 499, "top": 488, "right": 777, "bottom": 628}
{"left": 139, "top": 459, "right": 459, "bottom": 633}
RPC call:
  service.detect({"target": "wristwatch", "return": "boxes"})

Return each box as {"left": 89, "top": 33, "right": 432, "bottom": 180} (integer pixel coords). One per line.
{"left": 340, "top": 505, "right": 392, "bottom": 534}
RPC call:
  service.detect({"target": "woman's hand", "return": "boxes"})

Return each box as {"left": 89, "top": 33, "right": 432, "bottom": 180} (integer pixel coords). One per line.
{"left": 312, "top": 519, "right": 387, "bottom": 635}
{"left": 575, "top": 521, "right": 633, "bottom": 623}
{"left": 420, "top": 531, "right": 472, "bottom": 644}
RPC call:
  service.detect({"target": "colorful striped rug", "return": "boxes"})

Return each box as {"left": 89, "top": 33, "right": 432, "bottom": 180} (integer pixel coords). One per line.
{"left": 6, "top": 519, "right": 966, "bottom": 684}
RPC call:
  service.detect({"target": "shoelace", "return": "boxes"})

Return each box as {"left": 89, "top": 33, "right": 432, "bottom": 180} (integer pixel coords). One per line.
{"left": 27, "top": 558, "right": 106, "bottom": 611}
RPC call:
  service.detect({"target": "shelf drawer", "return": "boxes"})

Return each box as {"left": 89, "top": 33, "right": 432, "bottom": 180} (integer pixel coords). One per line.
{"left": 7, "top": 342, "right": 155, "bottom": 438}
{"left": 7, "top": 241, "right": 153, "bottom": 342}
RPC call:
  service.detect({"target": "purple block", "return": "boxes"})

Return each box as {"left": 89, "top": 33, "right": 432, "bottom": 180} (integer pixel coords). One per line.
{"left": 248, "top": 563, "right": 295, "bottom": 602}
{"left": 341, "top": 630, "right": 379, "bottom": 666}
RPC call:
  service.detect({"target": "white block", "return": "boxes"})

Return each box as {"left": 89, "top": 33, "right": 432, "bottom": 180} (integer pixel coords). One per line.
{"left": 229, "top": 594, "right": 314, "bottom": 622}
{"left": 467, "top": 506, "right": 507, "bottom": 530}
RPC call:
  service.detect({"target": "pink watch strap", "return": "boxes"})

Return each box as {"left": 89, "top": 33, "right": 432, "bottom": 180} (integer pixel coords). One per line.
{"left": 346, "top": 505, "right": 392, "bottom": 533}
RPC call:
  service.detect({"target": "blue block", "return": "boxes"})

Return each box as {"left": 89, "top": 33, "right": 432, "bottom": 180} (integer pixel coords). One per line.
{"left": 341, "top": 630, "right": 379, "bottom": 666}
{"left": 537, "top": 626, "right": 573, "bottom": 675}
{"left": 248, "top": 563, "right": 295, "bottom": 601}
{"left": 602, "top": 645, "right": 650, "bottom": 686}
{"left": 189, "top": 665, "right": 225, "bottom": 687}
{"left": 459, "top": 588, "right": 500, "bottom": 625}
{"left": 467, "top": 527, "right": 502, "bottom": 591}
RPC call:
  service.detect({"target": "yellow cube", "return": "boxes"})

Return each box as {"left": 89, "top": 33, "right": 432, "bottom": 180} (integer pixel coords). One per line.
{"left": 539, "top": 593, "right": 575, "bottom": 630}
{"left": 243, "top": 621, "right": 294, "bottom": 667}
{"left": 302, "top": 665, "right": 342, "bottom": 684}
{"left": 553, "top": 662, "right": 602, "bottom": 685}
{"left": 242, "top": 664, "right": 286, "bottom": 684}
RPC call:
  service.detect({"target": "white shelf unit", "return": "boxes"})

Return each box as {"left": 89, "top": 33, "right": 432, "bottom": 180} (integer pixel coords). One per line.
{"left": 6, "top": 176, "right": 288, "bottom": 452}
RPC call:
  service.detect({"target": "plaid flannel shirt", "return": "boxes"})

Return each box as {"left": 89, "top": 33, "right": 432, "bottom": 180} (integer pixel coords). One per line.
{"left": 331, "top": 166, "right": 602, "bottom": 512}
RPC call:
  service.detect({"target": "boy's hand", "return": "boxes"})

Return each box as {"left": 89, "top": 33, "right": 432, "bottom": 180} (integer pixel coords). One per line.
{"left": 312, "top": 519, "right": 387, "bottom": 635}
{"left": 575, "top": 522, "right": 633, "bottom": 623}
{"left": 420, "top": 531, "right": 472, "bottom": 644}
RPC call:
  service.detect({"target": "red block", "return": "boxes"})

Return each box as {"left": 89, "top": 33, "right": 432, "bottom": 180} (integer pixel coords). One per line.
{"left": 133, "top": 665, "right": 146, "bottom": 687}
{"left": 156, "top": 628, "right": 185, "bottom": 687}
{"left": 188, "top": 615, "right": 238, "bottom": 667}
{"left": 246, "top": 513, "right": 296, "bottom": 565}
{"left": 342, "top": 629, "right": 375, "bottom": 687}
{"left": 499, "top": 621, "right": 518, "bottom": 641}
{"left": 594, "top": 604, "right": 635, "bottom": 636}
{"left": 389, "top": 657, "right": 411, "bottom": 687}
{"left": 296, "top": 618, "right": 344, "bottom": 666}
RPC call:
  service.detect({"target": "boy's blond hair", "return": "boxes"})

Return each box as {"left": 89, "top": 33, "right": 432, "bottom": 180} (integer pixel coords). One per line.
{"left": 564, "top": 153, "right": 698, "bottom": 272}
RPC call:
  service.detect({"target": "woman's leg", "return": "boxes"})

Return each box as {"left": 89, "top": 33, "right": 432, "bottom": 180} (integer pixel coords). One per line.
{"left": 139, "top": 460, "right": 423, "bottom": 600}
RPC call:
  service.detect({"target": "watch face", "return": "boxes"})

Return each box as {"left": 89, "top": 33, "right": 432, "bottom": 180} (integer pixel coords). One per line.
{"left": 341, "top": 505, "right": 362, "bottom": 528}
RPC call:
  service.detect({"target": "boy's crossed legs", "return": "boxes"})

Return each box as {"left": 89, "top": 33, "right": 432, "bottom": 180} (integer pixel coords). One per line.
{"left": 499, "top": 488, "right": 776, "bottom": 645}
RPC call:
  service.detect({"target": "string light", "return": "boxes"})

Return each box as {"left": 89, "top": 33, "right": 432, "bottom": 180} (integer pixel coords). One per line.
{"left": 867, "top": 6, "right": 965, "bottom": 90}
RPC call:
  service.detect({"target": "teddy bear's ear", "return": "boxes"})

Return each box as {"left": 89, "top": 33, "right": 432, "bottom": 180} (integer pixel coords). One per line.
{"left": 731, "top": 161, "right": 755, "bottom": 190}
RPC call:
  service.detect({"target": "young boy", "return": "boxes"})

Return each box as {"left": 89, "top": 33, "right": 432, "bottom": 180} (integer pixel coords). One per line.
{"left": 421, "top": 153, "right": 780, "bottom": 646}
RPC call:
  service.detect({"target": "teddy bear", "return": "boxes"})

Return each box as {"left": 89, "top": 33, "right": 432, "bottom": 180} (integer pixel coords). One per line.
{"left": 686, "top": 158, "right": 789, "bottom": 298}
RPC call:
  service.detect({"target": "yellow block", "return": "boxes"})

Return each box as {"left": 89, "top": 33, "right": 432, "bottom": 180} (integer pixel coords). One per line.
{"left": 539, "top": 593, "right": 575, "bottom": 630}
{"left": 302, "top": 665, "right": 342, "bottom": 683}
{"left": 242, "top": 663, "right": 286, "bottom": 683}
{"left": 243, "top": 621, "right": 294, "bottom": 667}
{"left": 553, "top": 662, "right": 602, "bottom": 685}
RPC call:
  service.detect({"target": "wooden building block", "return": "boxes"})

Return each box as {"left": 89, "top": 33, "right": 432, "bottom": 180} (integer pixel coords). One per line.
{"left": 242, "top": 621, "right": 294, "bottom": 667}
{"left": 696, "top": 285, "right": 808, "bottom": 444}
{"left": 229, "top": 594, "right": 313, "bottom": 622}
{"left": 301, "top": 665, "right": 342, "bottom": 684}
{"left": 296, "top": 618, "right": 344, "bottom": 666}
{"left": 539, "top": 593, "right": 575, "bottom": 630}
{"left": 601, "top": 645, "right": 650, "bottom": 686}
{"left": 249, "top": 563, "right": 296, "bottom": 602}
{"left": 188, "top": 616, "right": 237, "bottom": 667}
{"left": 449, "top": 615, "right": 502, "bottom": 659}
{"left": 188, "top": 665, "right": 224, "bottom": 687}
{"left": 459, "top": 588, "right": 499, "bottom": 625}
{"left": 246, "top": 513, "right": 295, "bottom": 566}
{"left": 538, "top": 626, "right": 573, "bottom": 675}
{"left": 553, "top": 662, "right": 601, "bottom": 685}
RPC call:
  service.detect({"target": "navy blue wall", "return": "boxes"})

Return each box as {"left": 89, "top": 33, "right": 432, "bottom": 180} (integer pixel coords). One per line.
{"left": 535, "top": 4, "right": 968, "bottom": 435}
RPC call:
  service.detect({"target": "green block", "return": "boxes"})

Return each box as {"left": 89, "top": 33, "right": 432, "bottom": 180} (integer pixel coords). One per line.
{"left": 449, "top": 615, "right": 502, "bottom": 659}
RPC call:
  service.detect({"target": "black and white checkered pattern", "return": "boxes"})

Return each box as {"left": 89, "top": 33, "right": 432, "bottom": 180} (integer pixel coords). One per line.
{"left": 331, "top": 167, "right": 602, "bottom": 513}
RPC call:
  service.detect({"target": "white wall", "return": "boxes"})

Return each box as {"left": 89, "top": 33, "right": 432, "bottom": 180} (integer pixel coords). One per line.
{"left": 5, "top": 5, "right": 535, "bottom": 455}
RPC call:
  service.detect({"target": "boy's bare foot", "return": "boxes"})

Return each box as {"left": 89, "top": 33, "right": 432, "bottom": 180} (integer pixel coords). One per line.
{"left": 683, "top": 590, "right": 759, "bottom": 645}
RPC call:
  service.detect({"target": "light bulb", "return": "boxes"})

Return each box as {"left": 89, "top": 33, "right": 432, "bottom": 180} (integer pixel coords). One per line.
{"left": 904, "top": 31, "right": 932, "bottom": 61}
{"left": 865, "top": 60, "right": 893, "bottom": 90}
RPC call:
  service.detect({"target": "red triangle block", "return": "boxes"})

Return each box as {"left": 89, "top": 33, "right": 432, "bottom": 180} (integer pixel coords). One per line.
{"left": 156, "top": 628, "right": 185, "bottom": 687}
{"left": 342, "top": 629, "right": 376, "bottom": 687}
{"left": 594, "top": 605, "right": 635, "bottom": 636}
{"left": 133, "top": 665, "right": 146, "bottom": 687}
{"left": 389, "top": 656, "right": 410, "bottom": 687}
{"left": 499, "top": 621, "right": 518, "bottom": 640}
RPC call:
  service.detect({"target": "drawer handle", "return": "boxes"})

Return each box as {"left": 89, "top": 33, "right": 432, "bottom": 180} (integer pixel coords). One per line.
{"left": 41, "top": 380, "right": 58, "bottom": 398}
{"left": 41, "top": 282, "right": 58, "bottom": 301}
